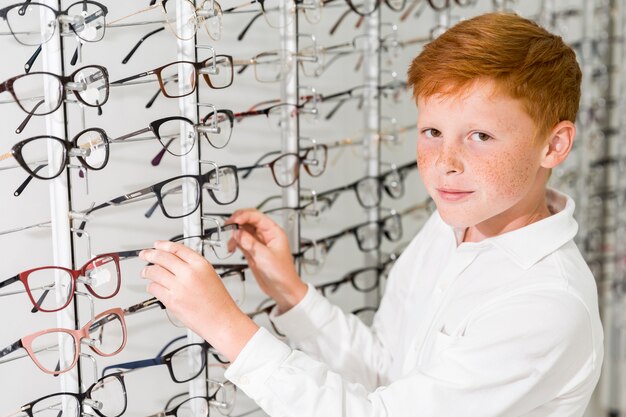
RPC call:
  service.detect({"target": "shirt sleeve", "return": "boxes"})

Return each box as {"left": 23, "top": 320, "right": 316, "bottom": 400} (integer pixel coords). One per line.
{"left": 268, "top": 283, "right": 393, "bottom": 389}
{"left": 225, "top": 290, "right": 599, "bottom": 417}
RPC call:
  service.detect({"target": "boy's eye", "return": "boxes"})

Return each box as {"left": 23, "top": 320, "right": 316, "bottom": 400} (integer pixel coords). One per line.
{"left": 470, "top": 132, "right": 492, "bottom": 142}
{"left": 423, "top": 128, "right": 442, "bottom": 138}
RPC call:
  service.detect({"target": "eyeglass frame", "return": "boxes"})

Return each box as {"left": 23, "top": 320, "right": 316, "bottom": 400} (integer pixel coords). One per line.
{"left": 9, "top": 372, "right": 127, "bottom": 417}
{"left": 77, "top": 164, "right": 240, "bottom": 235}
{"left": 0, "top": 307, "right": 127, "bottom": 375}
{"left": 101, "top": 335, "right": 228, "bottom": 383}
{"left": 0, "top": 252, "right": 121, "bottom": 313}
{"left": 238, "top": 144, "right": 328, "bottom": 188}
{"left": 2, "top": 127, "right": 110, "bottom": 184}
{"left": 0, "top": 65, "right": 110, "bottom": 134}
{"left": 111, "top": 55, "right": 234, "bottom": 98}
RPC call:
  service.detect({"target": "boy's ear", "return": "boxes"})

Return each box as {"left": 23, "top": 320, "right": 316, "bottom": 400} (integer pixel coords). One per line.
{"left": 540, "top": 120, "right": 576, "bottom": 169}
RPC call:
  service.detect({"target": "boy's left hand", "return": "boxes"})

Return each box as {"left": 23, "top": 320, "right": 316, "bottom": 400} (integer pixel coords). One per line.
{"left": 139, "top": 240, "right": 259, "bottom": 362}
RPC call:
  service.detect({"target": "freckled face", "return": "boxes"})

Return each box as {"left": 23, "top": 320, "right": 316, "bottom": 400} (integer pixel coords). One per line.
{"left": 416, "top": 81, "right": 546, "bottom": 229}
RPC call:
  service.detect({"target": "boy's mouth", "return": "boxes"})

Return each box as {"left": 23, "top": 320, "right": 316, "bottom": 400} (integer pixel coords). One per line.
{"left": 436, "top": 188, "right": 474, "bottom": 202}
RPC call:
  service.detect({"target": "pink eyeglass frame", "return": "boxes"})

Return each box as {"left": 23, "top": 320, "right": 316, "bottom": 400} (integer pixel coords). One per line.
{"left": 19, "top": 307, "right": 127, "bottom": 375}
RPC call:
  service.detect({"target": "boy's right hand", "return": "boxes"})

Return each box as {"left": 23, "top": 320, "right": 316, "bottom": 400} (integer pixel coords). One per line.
{"left": 227, "top": 209, "right": 308, "bottom": 314}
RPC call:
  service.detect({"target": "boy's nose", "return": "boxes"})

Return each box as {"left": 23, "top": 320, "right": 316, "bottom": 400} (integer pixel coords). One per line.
{"left": 435, "top": 144, "right": 464, "bottom": 175}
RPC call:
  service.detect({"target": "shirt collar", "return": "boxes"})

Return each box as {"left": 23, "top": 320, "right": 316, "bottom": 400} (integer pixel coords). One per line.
{"left": 437, "top": 188, "right": 579, "bottom": 270}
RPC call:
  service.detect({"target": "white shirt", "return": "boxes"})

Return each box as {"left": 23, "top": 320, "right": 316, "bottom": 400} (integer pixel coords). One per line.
{"left": 225, "top": 189, "right": 603, "bottom": 417}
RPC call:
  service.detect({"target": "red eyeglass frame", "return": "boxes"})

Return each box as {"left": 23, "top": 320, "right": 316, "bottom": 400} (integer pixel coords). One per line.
{"left": 10, "top": 253, "right": 121, "bottom": 313}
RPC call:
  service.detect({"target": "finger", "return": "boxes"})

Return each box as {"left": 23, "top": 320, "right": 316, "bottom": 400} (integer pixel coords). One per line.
{"left": 228, "top": 209, "right": 279, "bottom": 236}
{"left": 141, "top": 264, "right": 176, "bottom": 289}
{"left": 153, "top": 240, "right": 205, "bottom": 265}
{"left": 140, "top": 248, "right": 188, "bottom": 276}
{"left": 146, "top": 281, "right": 171, "bottom": 306}
{"left": 234, "top": 228, "right": 270, "bottom": 258}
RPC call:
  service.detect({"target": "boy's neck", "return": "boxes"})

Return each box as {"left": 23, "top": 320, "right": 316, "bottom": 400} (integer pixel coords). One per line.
{"left": 461, "top": 186, "right": 552, "bottom": 244}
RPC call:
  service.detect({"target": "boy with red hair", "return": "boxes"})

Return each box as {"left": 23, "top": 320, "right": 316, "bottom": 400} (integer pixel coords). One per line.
{"left": 141, "top": 12, "right": 603, "bottom": 417}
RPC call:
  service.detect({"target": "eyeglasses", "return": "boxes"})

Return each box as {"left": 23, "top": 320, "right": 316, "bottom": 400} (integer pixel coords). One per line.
{"left": 426, "top": 0, "right": 477, "bottom": 10}
{"left": 296, "top": 211, "right": 402, "bottom": 273}
{"left": 0, "top": 307, "right": 127, "bottom": 374}
{"left": 168, "top": 222, "right": 241, "bottom": 260}
{"left": 234, "top": 50, "right": 295, "bottom": 83}
{"left": 111, "top": 0, "right": 223, "bottom": 64}
{"left": 1, "top": 128, "right": 109, "bottom": 195}
{"left": 238, "top": 145, "right": 328, "bottom": 187}
{"left": 298, "top": 35, "right": 372, "bottom": 77}
{"left": 113, "top": 110, "right": 235, "bottom": 165}
{"left": 0, "top": 253, "right": 121, "bottom": 313}
{"left": 111, "top": 55, "right": 233, "bottom": 101}
{"left": 102, "top": 335, "right": 229, "bottom": 383}
{"left": 324, "top": 0, "right": 405, "bottom": 36}
{"left": 230, "top": 100, "right": 319, "bottom": 131}
{"left": 316, "top": 257, "right": 396, "bottom": 296}
{"left": 0, "top": 1, "right": 108, "bottom": 73}
{"left": 0, "top": 65, "right": 109, "bottom": 134}
{"left": 157, "top": 378, "right": 237, "bottom": 417}
{"left": 77, "top": 164, "right": 239, "bottom": 233}
{"left": 306, "top": 161, "right": 417, "bottom": 211}
{"left": 7, "top": 373, "right": 127, "bottom": 417}
{"left": 227, "top": 0, "right": 318, "bottom": 42}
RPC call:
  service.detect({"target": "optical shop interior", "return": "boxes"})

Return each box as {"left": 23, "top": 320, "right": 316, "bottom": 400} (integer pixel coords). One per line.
{"left": 1, "top": 0, "right": 625, "bottom": 416}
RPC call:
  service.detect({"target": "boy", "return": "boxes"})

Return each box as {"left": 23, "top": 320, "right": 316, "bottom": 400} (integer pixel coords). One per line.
{"left": 140, "top": 12, "right": 603, "bottom": 417}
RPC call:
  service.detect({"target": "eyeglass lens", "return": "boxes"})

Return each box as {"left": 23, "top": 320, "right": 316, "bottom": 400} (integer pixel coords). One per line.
{"left": 4, "top": 4, "right": 57, "bottom": 46}
{"left": 88, "top": 374, "right": 127, "bottom": 417}
{"left": 169, "top": 343, "right": 206, "bottom": 382}
{"left": 11, "top": 73, "right": 63, "bottom": 115}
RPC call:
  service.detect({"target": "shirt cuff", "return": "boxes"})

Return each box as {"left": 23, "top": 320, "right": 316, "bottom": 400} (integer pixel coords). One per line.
{"left": 224, "top": 327, "right": 292, "bottom": 401}
{"left": 269, "top": 282, "right": 335, "bottom": 342}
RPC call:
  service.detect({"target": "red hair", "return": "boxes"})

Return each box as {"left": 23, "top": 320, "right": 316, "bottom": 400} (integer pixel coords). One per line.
{"left": 407, "top": 12, "right": 581, "bottom": 143}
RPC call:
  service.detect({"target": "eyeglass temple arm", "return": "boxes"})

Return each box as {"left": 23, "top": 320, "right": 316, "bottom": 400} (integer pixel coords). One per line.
{"left": 240, "top": 150, "right": 282, "bottom": 178}
{"left": 236, "top": 11, "right": 263, "bottom": 41}
{"left": 329, "top": 7, "right": 352, "bottom": 35}
{"left": 78, "top": 186, "right": 154, "bottom": 234}
{"left": 16, "top": 98, "right": 47, "bottom": 134}
{"left": 150, "top": 136, "right": 177, "bottom": 167}
{"left": 0, "top": 275, "right": 20, "bottom": 290}
{"left": 122, "top": 27, "right": 166, "bottom": 64}
{"left": 112, "top": 126, "right": 152, "bottom": 143}
{"left": 14, "top": 163, "right": 48, "bottom": 197}
{"left": 0, "top": 340, "right": 23, "bottom": 360}
{"left": 24, "top": 45, "right": 42, "bottom": 74}
{"left": 101, "top": 356, "right": 163, "bottom": 377}
{"left": 111, "top": 70, "right": 154, "bottom": 85}
{"left": 237, "top": 163, "right": 265, "bottom": 180}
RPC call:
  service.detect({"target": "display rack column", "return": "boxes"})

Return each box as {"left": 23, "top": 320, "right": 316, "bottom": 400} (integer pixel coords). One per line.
{"left": 42, "top": 0, "right": 79, "bottom": 399}
{"left": 281, "top": 1, "right": 300, "bottom": 254}
{"left": 175, "top": 0, "right": 205, "bottom": 403}
{"left": 363, "top": 0, "right": 380, "bottom": 305}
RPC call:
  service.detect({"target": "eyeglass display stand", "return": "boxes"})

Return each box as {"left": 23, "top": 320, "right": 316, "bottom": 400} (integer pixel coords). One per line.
{"left": 281, "top": 1, "right": 301, "bottom": 258}
{"left": 174, "top": 1, "right": 207, "bottom": 409}
{"left": 362, "top": 0, "right": 381, "bottom": 307}
{"left": 41, "top": 0, "right": 80, "bottom": 400}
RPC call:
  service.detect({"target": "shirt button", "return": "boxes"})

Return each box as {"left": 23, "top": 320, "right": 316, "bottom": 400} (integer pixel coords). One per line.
{"left": 239, "top": 375, "right": 250, "bottom": 385}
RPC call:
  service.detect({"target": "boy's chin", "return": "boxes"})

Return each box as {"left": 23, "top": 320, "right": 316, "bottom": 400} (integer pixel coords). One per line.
{"left": 436, "top": 208, "right": 477, "bottom": 229}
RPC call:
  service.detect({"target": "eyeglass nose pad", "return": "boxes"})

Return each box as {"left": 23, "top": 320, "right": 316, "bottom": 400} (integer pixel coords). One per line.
{"left": 65, "top": 81, "right": 87, "bottom": 92}
{"left": 302, "top": 158, "right": 319, "bottom": 166}
{"left": 83, "top": 398, "right": 104, "bottom": 411}
{"left": 82, "top": 338, "right": 101, "bottom": 348}
{"left": 197, "top": 124, "right": 221, "bottom": 134}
